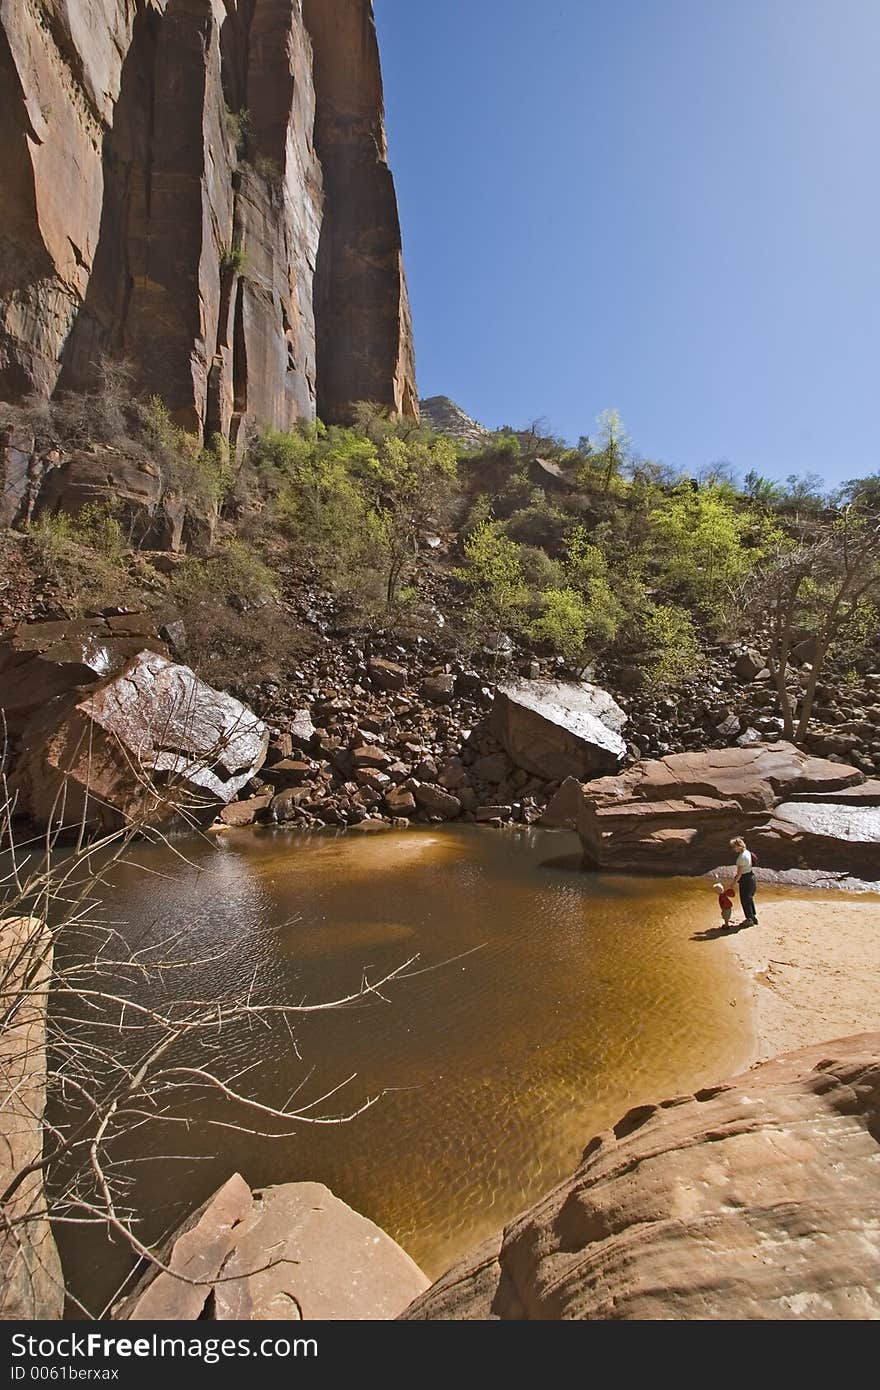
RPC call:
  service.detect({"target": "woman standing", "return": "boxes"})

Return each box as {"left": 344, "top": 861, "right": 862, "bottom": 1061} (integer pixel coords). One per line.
{"left": 730, "top": 837, "right": 758, "bottom": 926}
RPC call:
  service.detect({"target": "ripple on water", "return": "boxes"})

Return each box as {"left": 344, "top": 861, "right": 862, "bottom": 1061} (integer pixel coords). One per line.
{"left": 52, "top": 825, "right": 752, "bottom": 1307}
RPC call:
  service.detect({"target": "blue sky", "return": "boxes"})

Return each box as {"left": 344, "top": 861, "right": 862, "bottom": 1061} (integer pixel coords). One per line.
{"left": 374, "top": 0, "right": 879, "bottom": 485}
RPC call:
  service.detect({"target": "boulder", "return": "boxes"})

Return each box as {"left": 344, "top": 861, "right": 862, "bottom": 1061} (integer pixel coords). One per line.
{"left": 488, "top": 679, "right": 627, "bottom": 782}
{"left": 541, "top": 742, "right": 877, "bottom": 876}
{"left": 472, "top": 753, "right": 509, "bottom": 785}
{"left": 116, "top": 1177, "right": 428, "bottom": 1320}
{"left": 367, "top": 658, "right": 408, "bottom": 692}
{"left": 412, "top": 783, "right": 461, "bottom": 819}
{"left": 14, "top": 651, "right": 268, "bottom": 832}
{"left": 288, "top": 709, "right": 317, "bottom": 752}
{"left": 403, "top": 1033, "right": 880, "bottom": 1320}
{"left": 0, "top": 616, "right": 167, "bottom": 734}
{"left": 218, "top": 794, "right": 273, "bottom": 828}
{"left": 385, "top": 786, "right": 416, "bottom": 816}
{"left": 0, "top": 917, "right": 64, "bottom": 1319}
{"left": 420, "top": 674, "right": 455, "bottom": 704}
{"left": 735, "top": 649, "right": 766, "bottom": 682}
{"left": 262, "top": 759, "right": 313, "bottom": 788}
{"left": 352, "top": 745, "right": 392, "bottom": 770}
{"left": 30, "top": 447, "right": 184, "bottom": 551}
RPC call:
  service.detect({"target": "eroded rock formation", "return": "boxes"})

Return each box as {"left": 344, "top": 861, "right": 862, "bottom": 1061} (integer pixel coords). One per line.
{"left": 542, "top": 742, "right": 880, "bottom": 877}
{"left": 403, "top": 1033, "right": 880, "bottom": 1320}
{"left": 115, "top": 1174, "right": 428, "bottom": 1319}
{"left": 0, "top": 2, "right": 416, "bottom": 438}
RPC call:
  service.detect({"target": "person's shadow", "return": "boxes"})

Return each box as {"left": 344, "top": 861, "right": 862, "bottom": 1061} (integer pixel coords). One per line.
{"left": 692, "top": 922, "right": 753, "bottom": 941}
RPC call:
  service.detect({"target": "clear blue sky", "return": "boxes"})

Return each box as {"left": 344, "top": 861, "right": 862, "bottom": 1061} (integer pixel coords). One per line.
{"left": 374, "top": 0, "right": 879, "bottom": 485}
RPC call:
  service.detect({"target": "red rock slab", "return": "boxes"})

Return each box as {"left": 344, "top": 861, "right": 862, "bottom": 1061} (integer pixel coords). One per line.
{"left": 212, "top": 1182, "right": 429, "bottom": 1321}
{"left": 403, "top": 1033, "right": 880, "bottom": 1320}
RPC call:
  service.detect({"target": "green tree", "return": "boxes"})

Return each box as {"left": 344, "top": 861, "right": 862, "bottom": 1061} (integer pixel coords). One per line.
{"left": 639, "top": 603, "right": 702, "bottom": 686}
{"left": 648, "top": 484, "right": 781, "bottom": 620}
{"left": 458, "top": 520, "right": 528, "bottom": 643}
{"left": 589, "top": 409, "right": 630, "bottom": 493}
{"left": 529, "top": 587, "right": 592, "bottom": 668}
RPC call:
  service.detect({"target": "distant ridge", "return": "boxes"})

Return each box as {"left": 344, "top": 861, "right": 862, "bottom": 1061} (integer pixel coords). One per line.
{"left": 419, "top": 397, "right": 491, "bottom": 451}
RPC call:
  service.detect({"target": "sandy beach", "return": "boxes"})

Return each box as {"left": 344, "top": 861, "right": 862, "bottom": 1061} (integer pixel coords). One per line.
{"left": 720, "top": 886, "right": 880, "bottom": 1064}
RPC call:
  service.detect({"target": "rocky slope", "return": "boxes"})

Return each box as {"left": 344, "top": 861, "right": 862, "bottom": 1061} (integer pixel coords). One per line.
{"left": 0, "top": 1, "right": 416, "bottom": 439}
{"left": 403, "top": 1032, "right": 880, "bottom": 1320}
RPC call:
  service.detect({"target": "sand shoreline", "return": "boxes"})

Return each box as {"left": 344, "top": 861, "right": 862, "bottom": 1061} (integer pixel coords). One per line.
{"left": 715, "top": 885, "right": 880, "bottom": 1065}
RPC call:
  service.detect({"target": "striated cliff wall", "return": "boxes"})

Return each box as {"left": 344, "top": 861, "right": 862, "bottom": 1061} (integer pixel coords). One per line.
{"left": 0, "top": 1, "right": 416, "bottom": 439}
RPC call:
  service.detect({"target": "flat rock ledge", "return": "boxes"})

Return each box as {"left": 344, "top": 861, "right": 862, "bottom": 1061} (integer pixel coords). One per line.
{"left": 402, "top": 1033, "right": 880, "bottom": 1320}
{"left": 114, "top": 1177, "right": 428, "bottom": 1321}
{"left": 543, "top": 741, "right": 880, "bottom": 878}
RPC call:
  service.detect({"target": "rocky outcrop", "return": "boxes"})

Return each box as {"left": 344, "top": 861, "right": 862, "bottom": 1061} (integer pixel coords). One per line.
{"left": 419, "top": 397, "right": 491, "bottom": 451}
{"left": 13, "top": 649, "right": 268, "bottom": 831}
{"left": 403, "top": 1033, "right": 880, "bottom": 1320}
{"left": 115, "top": 1174, "right": 428, "bottom": 1320}
{"left": 0, "top": 2, "right": 416, "bottom": 436}
{"left": 542, "top": 742, "right": 880, "bottom": 877}
{"left": 303, "top": 0, "right": 417, "bottom": 423}
{"left": 1, "top": 431, "right": 184, "bottom": 548}
{"left": 489, "top": 679, "right": 627, "bottom": 782}
{"left": 0, "top": 916, "right": 64, "bottom": 1320}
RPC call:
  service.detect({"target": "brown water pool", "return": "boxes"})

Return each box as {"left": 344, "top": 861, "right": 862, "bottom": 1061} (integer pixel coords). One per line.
{"left": 52, "top": 825, "right": 752, "bottom": 1313}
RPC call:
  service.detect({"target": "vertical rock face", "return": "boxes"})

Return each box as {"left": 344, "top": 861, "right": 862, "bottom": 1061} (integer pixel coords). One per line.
{"left": 303, "top": 0, "right": 417, "bottom": 422}
{"left": 0, "top": 1, "right": 417, "bottom": 436}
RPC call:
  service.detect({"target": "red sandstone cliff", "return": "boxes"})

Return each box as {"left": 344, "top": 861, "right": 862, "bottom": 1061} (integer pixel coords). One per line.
{"left": 0, "top": 1, "right": 417, "bottom": 439}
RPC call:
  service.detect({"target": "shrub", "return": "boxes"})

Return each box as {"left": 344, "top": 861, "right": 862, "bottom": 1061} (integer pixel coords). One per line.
{"left": 638, "top": 603, "right": 702, "bottom": 686}
{"left": 254, "top": 155, "right": 283, "bottom": 189}
{"left": 224, "top": 106, "right": 249, "bottom": 150}
{"left": 138, "top": 399, "right": 232, "bottom": 514}
{"left": 169, "top": 540, "right": 277, "bottom": 610}
{"left": 505, "top": 495, "right": 569, "bottom": 553}
{"left": 28, "top": 504, "right": 131, "bottom": 614}
{"left": 528, "top": 587, "right": 592, "bottom": 667}
{"left": 219, "top": 241, "right": 248, "bottom": 275}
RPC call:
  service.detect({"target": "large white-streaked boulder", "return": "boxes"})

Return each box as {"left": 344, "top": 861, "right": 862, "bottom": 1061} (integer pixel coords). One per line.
{"left": 14, "top": 651, "right": 268, "bottom": 831}
{"left": 488, "top": 679, "right": 627, "bottom": 781}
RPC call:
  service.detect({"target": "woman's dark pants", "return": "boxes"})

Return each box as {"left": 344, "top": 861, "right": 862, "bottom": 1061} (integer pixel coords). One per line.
{"left": 739, "top": 872, "right": 758, "bottom": 924}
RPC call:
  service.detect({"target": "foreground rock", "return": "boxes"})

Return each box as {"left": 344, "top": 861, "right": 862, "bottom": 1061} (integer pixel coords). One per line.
{"left": 488, "top": 679, "right": 627, "bottom": 781}
{"left": 403, "top": 1033, "right": 880, "bottom": 1320}
{"left": 115, "top": 1176, "right": 428, "bottom": 1321}
{"left": 0, "top": 917, "right": 63, "bottom": 1319}
{"left": 543, "top": 741, "right": 880, "bottom": 877}
{"left": 13, "top": 651, "right": 268, "bottom": 832}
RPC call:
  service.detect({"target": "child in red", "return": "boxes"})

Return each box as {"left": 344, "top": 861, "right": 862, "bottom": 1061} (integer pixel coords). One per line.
{"left": 713, "top": 882, "right": 734, "bottom": 928}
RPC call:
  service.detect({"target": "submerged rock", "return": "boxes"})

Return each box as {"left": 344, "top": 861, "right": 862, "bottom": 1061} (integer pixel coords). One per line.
{"left": 489, "top": 679, "right": 627, "bottom": 782}
{"left": 115, "top": 1177, "right": 428, "bottom": 1321}
{"left": 403, "top": 1033, "right": 880, "bottom": 1320}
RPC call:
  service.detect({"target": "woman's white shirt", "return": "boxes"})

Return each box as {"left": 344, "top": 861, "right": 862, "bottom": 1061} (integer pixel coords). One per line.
{"left": 737, "top": 850, "right": 753, "bottom": 873}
